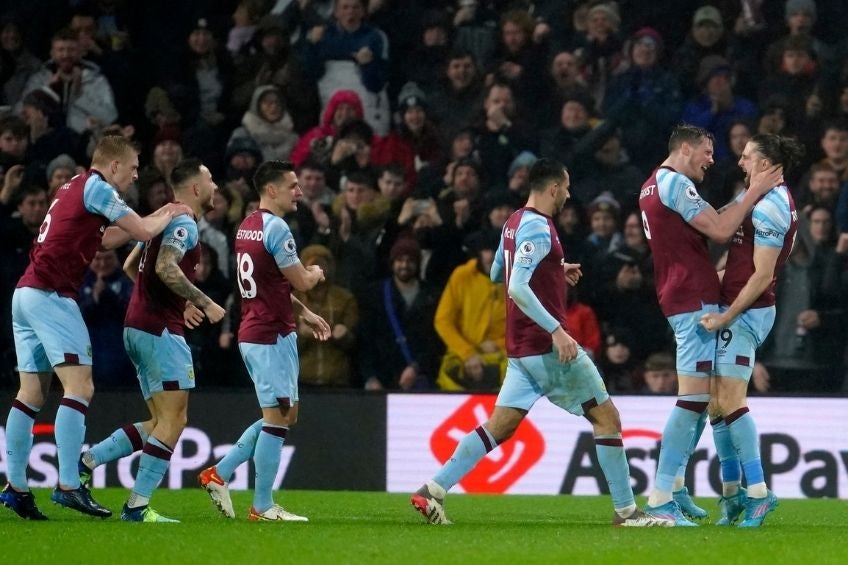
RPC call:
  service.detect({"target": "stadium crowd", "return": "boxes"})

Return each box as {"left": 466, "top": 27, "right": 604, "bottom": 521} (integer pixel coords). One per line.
{"left": 1, "top": 0, "right": 847, "bottom": 396}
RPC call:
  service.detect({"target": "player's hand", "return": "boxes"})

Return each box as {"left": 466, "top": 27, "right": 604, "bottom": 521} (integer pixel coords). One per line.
{"left": 158, "top": 202, "right": 193, "bottom": 218}
{"left": 184, "top": 302, "right": 204, "bottom": 328}
{"left": 306, "top": 264, "right": 325, "bottom": 284}
{"left": 797, "top": 309, "right": 820, "bottom": 330}
{"left": 562, "top": 262, "right": 582, "bottom": 286}
{"left": 699, "top": 312, "right": 729, "bottom": 332}
{"left": 747, "top": 165, "right": 783, "bottom": 198}
{"left": 301, "top": 309, "right": 331, "bottom": 340}
{"left": 552, "top": 326, "right": 578, "bottom": 363}
{"left": 203, "top": 301, "right": 226, "bottom": 324}
{"left": 332, "top": 323, "right": 348, "bottom": 340}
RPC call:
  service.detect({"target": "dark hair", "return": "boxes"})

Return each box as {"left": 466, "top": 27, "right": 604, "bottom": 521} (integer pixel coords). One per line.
{"left": 822, "top": 118, "right": 848, "bottom": 136}
{"left": 446, "top": 48, "right": 475, "bottom": 63}
{"left": 171, "top": 158, "right": 204, "bottom": 189}
{"left": 528, "top": 158, "right": 566, "bottom": 193}
{"left": 0, "top": 115, "right": 28, "bottom": 138}
{"left": 379, "top": 162, "right": 405, "bottom": 179}
{"left": 16, "top": 184, "right": 47, "bottom": 205}
{"left": 668, "top": 123, "right": 714, "bottom": 153}
{"left": 748, "top": 133, "right": 805, "bottom": 173}
{"left": 52, "top": 27, "right": 78, "bottom": 42}
{"left": 338, "top": 119, "right": 373, "bottom": 143}
{"left": 346, "top": 169, "right": 376, "bottom": 190}
{"left": 298, "top": 159, "right": 326, "bottom": 174}
{"left": 253, "top": 160, "right": 295, "bottom": 194}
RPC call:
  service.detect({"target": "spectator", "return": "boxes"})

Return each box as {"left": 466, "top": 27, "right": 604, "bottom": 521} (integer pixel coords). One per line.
{"left": 434, "top": 229, "right": 506, "bottom": 391}
{"left": 488, "top": 10, "right": 546, "bottom": 116}
{"left": 764, "top": 0, "right": 833, "bottom": 75}
{"left": 326, "top": 118, "right": 377, "bottom": 191}
{"left": 185, "top": 246, "right": 235, "bottom": 386}
{"left": 20, "top": 86, "right": 84, "bottom": 175}
{"left": 298, "top": 160, "right": 334, "bottom": 237}
{"left": 681, "top": 55, "right": 758, "bottom": 160}
{"left": 565, "top": 288, "right": 602, "bottom": 359}
{"left": 302, "top": 0, "right": 391, "bottom": 135}
{"left": 669, "top": 5, "right": 729, "bottom": 98}
{"left": 760, "top": 220, "right": 845, "bottom": 393}
{"left": 536, "top": 49, "right": 594, "bottom": 129}
{"left": 570, "top": 131, "right": 644, "bottom": 215}
{"left": 228, "top": 84, "right": 299, "bottom": 162}
{"left": 135, "top": 167, "right": 171, "bottom": 217}
{"left": 295, "top": 244, "right": 359, "bottom": 387}
{"left": 0, "top": 19, "right": 41, "bottom": 106}
{"left": 451, "top": 0, "right": 498, "bottom": 71}
{"left": 420, "top": 157, "right": 485, "bottom": 288}
{"left": 504, "top": 151, "right": 536, "bottom": 199}
{"left": 638, "top": 351, "right": 677, "bottom": 394}
{"left": 358, "top": 238, "right": 442, "bottom": 390}
{"left": 701, "top": 118, "right": 752, "bottom": 208}
{"left": 19, "top": 27, "right": 117, "bottom": 134}
{"left": 0, "top": 185, "right": 47, "bottom": 381}
{"left": 373, "top": 82, "right": 443, "bottom": 189}
{"left": 555, "top": 198, "right": 589, "bottom": 263}
{"left": 405, "top": 10, "right": 451, "bottom": 95}
{"left": 0, "top": 115, "right": 28, "bottom": 174}
{"left": 573, "top": 1, "right": 625, "bottom": 107}
{"left": 231, "top": 15, "right": 319, "bottom": 133}
{"left": 428, "top": 49, "right": 484, "bottom": 144}
{"left": 79, "top": 249, "right": 135, "bottom": 388}
{"left": 758, "top": 35, "right": 818, "bottom": 130}
{"left": 602, "top": 26, "right": 683, "bottom": 173}
{"left": 539, "top": 94, "right": 615, "bottom": 183}
{"left": 798, "top": 163, "right": 839, "bottom": 215}
{"left": 475, "top": 81, "right": 534, "bottom": 189}
{"left": 44, "top": 153, "right": 76, "bottom": 197}
{"left": 596, "top": 327, "right": 638, "bottom": 393}
{"left": 290, "top": 89, "right": 363, "bottom": 167}
{"left": 149, "top": 124, "right": 183, "bottom": 183}
{"left": 593, "top": 248, "right": 670, "bottom": 361}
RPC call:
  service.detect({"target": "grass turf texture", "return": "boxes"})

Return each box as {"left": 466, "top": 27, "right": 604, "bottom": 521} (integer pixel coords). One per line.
{"left": 2, "top": 489, "right": 846, "bottom": 564}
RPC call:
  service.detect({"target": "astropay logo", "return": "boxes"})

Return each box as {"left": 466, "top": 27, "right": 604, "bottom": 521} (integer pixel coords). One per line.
{"left": 429, "top": 396, "right": 544, "bottom": 493}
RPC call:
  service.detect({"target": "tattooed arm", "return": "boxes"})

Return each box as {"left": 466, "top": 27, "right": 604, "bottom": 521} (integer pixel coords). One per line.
{"left": 155, "top": 246, "right": 226, "bottom": 323}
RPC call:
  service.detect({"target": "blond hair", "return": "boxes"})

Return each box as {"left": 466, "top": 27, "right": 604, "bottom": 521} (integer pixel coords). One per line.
{"left": 91, "top": 135, "right": 137, "bottom": 166}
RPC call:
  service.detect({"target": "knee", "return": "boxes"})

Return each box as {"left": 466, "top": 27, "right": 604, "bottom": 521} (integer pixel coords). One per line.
{"left": 591, "top": 411, "right": 622, "bottom": 436}
{"left": 66, "top": 380, "right": 94, "bottom": 403}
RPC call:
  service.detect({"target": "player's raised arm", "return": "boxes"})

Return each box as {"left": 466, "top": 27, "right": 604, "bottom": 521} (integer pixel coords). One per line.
{"left": 102, "top": 203, "right": 194, "bottom": 249}
{"left": 688, "top": 166, "right": 783, "bottom": 243}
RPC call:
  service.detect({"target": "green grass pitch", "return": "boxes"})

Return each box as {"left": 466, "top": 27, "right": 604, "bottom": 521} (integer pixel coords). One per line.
{"left": 2, "top": 489, "right": 847, "bottom": 564}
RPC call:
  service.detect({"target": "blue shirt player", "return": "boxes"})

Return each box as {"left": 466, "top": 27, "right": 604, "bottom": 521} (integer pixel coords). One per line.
{"left": 699, "top": 134, "right": 801, "bottom": 528}
{"left": 1, "top": 136, "right": 191, "bottom": 520}
{"left": 411, "top": 158, "right": 672, "bottom": 527}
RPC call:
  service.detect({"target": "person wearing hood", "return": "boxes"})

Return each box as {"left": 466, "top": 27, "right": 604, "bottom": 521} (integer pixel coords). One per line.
{"left": 290, "top": 89, "right": 363, "bottom": 167}
{"left": 17, "top": 28, "right": 117, "bottom": 135}
{"left": 372, "top": 82, "right": 443, "bottom": 190}
{"left": 228, "top": 85, "right": 299, "bottom": 162}
{"left": 302, "top": 0, "right": 390, "bottom": 135}
{"left": 294, "top": 244, "right": 359, "bottom": 388}
{"left": 602, "top": 27, "right": 683, "bottom": 174}
{"left": 434, "top": 229, "right": 506, "bottom": 392}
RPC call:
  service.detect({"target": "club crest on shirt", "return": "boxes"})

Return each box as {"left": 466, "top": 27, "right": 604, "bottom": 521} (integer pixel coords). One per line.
{"left": 518, "top": 241, "right": 535, "bottom": 256}
{"left": 685, "top": 185, "right": 702, "bottom": 204}
{"left": 284, "top": 237, "right": 297, "bottom": 254}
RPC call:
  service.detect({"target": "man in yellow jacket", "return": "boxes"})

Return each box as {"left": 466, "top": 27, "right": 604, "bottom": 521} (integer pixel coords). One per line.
{"left": 435, "top": 230, "right": 507, "bottom": 391}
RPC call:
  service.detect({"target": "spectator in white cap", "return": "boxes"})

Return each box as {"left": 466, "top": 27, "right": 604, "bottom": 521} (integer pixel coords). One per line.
{"left": 670, "top": 5, "right": 730, "bottom": 98}
{"left": 45, "top": 153, "right": 77, "bottom": 197}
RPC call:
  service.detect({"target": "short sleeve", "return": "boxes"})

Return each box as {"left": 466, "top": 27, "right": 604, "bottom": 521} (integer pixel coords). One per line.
{"left": 752, "top": 190, "right": 790, "bottom": 248}
{"left": 513, "top": 214, "right": 552, "bottom": 272}
{"left": 83, "top": 176, "right": 132, "bottom": 222}
{"left": 263, "top": 213, "right": 300, "bottom": 269}
{"left": 161, "top": 215, "right": 199, "bottom": 258}
{"left": 657, "top": 170, "right": 710, "bottom": 222}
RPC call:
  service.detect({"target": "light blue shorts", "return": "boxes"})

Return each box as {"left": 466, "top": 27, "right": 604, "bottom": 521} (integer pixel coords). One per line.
{"left": 666, "top": 303, "right": 720, "bottom": 377}
{"left": 715, "top": 305, "right": 775, "bottom": 380}
{"left": 239, "top": 333, "right": 299, "bottom": 409}
{"left": 12, "top": 287, "right": 92, "bottom": 372}
{"left": 123, "top": 327, "right": 195, "bottom": 400}
{"left": 496, "top": 346, "right": 609, "bottom": 417}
